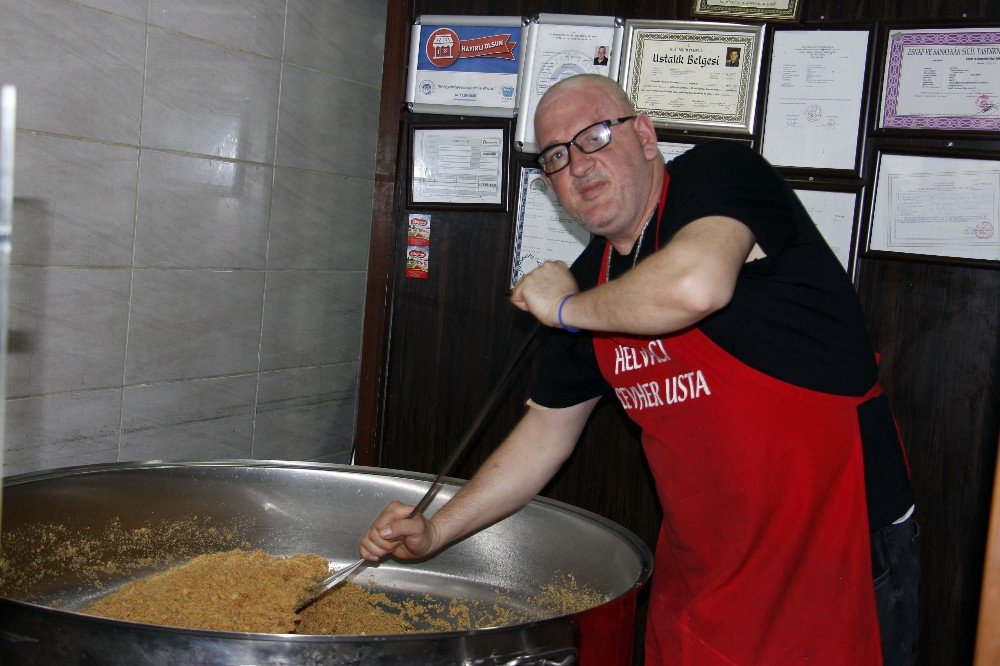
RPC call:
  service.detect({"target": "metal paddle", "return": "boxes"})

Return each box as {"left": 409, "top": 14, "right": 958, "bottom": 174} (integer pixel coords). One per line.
{"left": 298, "top": 323, "right": 541, "bottom": 609}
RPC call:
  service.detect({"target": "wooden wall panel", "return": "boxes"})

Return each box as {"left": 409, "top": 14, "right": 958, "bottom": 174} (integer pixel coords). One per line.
{"left": 976, "top": 436, "right": 1000, "bottom": 665}
{"left": 858, "top": 259, "right": 1000, "bottom": 664}
{"left": 358, "top": 1, "right": 1000, "bottom": 663}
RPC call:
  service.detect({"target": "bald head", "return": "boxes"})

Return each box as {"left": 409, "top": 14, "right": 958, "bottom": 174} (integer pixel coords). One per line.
{"left": 536, "top": 74, "right": 636, "bottom": 127}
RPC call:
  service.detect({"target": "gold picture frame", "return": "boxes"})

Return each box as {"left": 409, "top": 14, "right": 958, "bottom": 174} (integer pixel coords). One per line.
{"left": 692, "top": 0, "right": 803, "bottom": 22}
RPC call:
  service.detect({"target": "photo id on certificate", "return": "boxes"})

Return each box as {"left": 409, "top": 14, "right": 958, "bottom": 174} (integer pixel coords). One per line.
{"left": 879, "top": 27, "right": 1000, "bottom": 132}
{"left": 871, "top": 153, "right": 1000, "bottom": 262}
{"left": 620, "top": 20, "right": 764, "bottom": 134}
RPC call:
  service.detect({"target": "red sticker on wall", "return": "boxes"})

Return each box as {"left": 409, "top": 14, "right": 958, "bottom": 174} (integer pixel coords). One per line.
{"left": 405, "top": 214, "right": 430, "bottom": 279}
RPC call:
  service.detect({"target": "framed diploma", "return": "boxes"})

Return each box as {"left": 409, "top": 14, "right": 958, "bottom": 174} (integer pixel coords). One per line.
{"left": 409, "top": 125, "right": 509, "bottom": 210}
{"left": 657, "top": 141, "right": 697, "bottom": 162}
{"left": 878, "top": 26, "right": 1000, "bottom": 133}
{"left": 619, "top": 20, "right": 765, "bottom": 134}
{"left": 692, "top": 0, "right": 802, "bottom": 22}
{"left": 510, "top": 166, "right": 590, "bottom": 288}
{"left": 514, "top": 14, "right": 625, "bottom": 154}
{"left": 406, "top": 15, "right": 524, "bottom": 118}
{"left": 868, "top": 150, "right": 1000, "bottom": 264}
{"left": 761, "top": 29, "right": 871, "bottom": 173}
{"left": 792, "top": 186, "right": 861, "bottom": 276}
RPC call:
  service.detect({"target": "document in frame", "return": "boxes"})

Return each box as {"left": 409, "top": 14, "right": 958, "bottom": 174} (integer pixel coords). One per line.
{"left": 794, "top": 189, "right": 857, "bottom": 271}
{"left": 406, "top": 17, "right": 523, "bottom": 117}
{"left": 412, "top": 128, "right": 504, "bottom": 205}
{"left": 692, "top": 0, "right": 802, "bottom": 22}
{"left": 511, "top": 167, "right": 590, "bottom": 288}
{"left": 879, "top": 27, "right": 1000, "bottom": 131}
{"left": 515, "top": 15, "right": 623, "bottom": 153}
{"left": 657, "top": 141, "right": 696, "bottom": 162}
{"left": 620, "top": 20, "right": 764, "bottom": 134}
{"left": 762, "top": 30, "right": 869, "bottom": 170}
{"left": 871, "top": 153, "right": 1000, "bottom": 262}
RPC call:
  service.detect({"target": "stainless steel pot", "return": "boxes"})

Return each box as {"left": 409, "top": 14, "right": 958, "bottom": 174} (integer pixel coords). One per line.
{"left": 0, "top": 461, "right": 652, "bottom": 665}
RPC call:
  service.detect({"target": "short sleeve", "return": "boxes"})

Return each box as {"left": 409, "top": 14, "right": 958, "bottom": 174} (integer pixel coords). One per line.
{"left": 664, "top": 141, "right": 796, "bottom": 258}
{"left": 528, "top": 238, "right": 611, "bottom": 407}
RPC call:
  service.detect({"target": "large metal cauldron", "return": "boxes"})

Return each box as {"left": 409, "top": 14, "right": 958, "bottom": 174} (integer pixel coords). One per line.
{"left": 0, "top": 461, "right": 652, "bottom": 665}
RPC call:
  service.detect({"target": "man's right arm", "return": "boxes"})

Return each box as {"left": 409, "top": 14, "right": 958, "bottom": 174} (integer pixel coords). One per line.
{"left": 358, "top": 396, "right": 600, "bottom": 561}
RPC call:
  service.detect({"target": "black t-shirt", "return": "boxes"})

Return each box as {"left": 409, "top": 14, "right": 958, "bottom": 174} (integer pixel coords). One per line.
{"left": 530, "top": 140, "right": 914, "bottom": 530}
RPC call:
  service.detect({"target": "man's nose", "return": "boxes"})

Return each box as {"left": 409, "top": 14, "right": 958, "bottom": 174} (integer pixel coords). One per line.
{"left": 568, "top": 143, "right": 595, "bottom": 176}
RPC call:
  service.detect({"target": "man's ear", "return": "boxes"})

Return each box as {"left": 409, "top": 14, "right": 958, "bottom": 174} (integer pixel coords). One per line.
{"left": 634, "top": 114, "right": 661, "bottom": 161}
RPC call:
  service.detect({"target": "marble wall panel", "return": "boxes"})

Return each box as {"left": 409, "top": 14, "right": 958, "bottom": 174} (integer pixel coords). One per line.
{"left": 259, "top": 270, "right": 365, "bottom": 371}
{"left": 0, "top": 0, "right": 145, "bottom": 144}
{"left": 73, "top": 0, "right": 147, "bottom": 21}
{"left": 135, "top": 150, "right": 271, "bottom": 269}
{"left": 142, "top": 28, "right": 280, "bottom": 163}
{"left": 126, "top": 270, "right": 265, "bottom": 383}
{"left": 1, "top": 0, "right": 388, "bottom": 472}
{"left": 13, "top": 133, "right": 137, "bottom": 267}
{"left": 284, "top": 0, "right": 387, "bottom": 83}
{"left": 6, "top": 268, "right": 131, "bottom": 397}
{"left": 274, "top": 64, "right": 379, "bottom": 176}
{"left": 148, "top": 0, "right": 286, "bottom": 58}
{"left": 267, "top": 168, "right": 373, "bottom": 270}
{"left": 3, "top": 390, "right": 122, "bottom": 476}
{"left": 121, "top": 376, "right": 256, "bottom": 461}
{"left": 253, "top": 363, "right": 357, "bottom": 461}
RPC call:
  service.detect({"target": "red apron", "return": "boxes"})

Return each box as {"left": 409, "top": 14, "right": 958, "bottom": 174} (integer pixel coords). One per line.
{"left": 591, "top": 177, "right": 883, "bottom": 664}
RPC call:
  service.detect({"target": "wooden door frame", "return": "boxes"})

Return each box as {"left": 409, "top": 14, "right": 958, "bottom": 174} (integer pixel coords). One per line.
{"left": 353, "top": 0, "right": 413, "bottom": 466}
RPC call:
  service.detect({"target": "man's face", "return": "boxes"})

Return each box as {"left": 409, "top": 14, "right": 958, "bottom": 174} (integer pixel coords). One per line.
{"left": 597, "top": 47, "right": 606, "bottom": 58}
{"left": 535, "top": 86, "right": 655, "bottom": 243}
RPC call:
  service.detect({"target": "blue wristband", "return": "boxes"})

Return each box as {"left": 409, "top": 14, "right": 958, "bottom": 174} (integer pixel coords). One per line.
{"left": 557, "top": 295, "right": 581, "bottom": 333}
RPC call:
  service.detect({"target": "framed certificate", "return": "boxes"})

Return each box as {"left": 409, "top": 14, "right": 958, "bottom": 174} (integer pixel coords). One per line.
{"left": 619, "top": 20, "right": 765, "bottom": 135}
{"left": 510, "top": 166, "right": 590, "bottom": 289}
{"left": 657, "top": 141, "right": 697, "bottom": 162}
{"left": 878, "top": 25, "right": 1000, "bottom": 133}
{"left": 406, "top": 15, "right": 525, "bottom": 117}
{"left": 692, "top": 0, "right": 802, "bottom": 22}
{"left": 408, "top": 124, "right": 509, "bottom": 211}
{"left": 867, "top": 149, "right": 1000, "bottom": 265}
{"left": 514, "top": 14, "right": 624, "bottom": 154}
{"left": 791, "top": 185, "right": 862, "bottom": 277}
{"left": 761, "top": 29, "right": 871, "bottom": 174}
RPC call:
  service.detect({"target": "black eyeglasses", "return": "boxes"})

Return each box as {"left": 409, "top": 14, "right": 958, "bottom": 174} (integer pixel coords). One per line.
{"left": 536, "top": 116, "right": 637, "bottom": 175}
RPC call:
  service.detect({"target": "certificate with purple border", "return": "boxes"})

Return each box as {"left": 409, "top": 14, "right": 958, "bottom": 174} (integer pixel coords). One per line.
{"left": 880, "top": 28, "right": 1000, "bottom": 131}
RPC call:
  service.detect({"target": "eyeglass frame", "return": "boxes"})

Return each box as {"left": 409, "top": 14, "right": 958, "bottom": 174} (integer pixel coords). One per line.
{"left": 536, "top": 116, "right": 637, "bottom": 175}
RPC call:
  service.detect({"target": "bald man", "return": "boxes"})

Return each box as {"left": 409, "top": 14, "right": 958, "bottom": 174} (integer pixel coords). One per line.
{"left": 360, "top": 75, "right": 918, "bottom": 665}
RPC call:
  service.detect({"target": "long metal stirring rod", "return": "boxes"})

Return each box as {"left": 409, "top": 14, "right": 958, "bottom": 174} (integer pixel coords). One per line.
{"left": 301, "top": 322, "right": 542, "bottom": 606}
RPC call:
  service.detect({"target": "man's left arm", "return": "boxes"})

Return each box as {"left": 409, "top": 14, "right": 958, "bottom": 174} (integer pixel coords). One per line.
{"left": 511, "top": 215, "right": 757, "bottom": 336}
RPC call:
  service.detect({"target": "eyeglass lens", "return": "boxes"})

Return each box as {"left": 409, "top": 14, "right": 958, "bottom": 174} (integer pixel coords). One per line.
{"left": 539, "top": 122, "right": 612, "bottom": 174}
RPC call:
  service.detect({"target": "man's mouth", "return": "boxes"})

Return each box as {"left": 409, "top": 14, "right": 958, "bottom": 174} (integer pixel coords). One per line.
{"left": 577, "top": 178, "right": 607, "bottom": 200}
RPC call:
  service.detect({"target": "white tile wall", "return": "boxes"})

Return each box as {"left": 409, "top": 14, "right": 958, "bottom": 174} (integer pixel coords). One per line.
{"left": 0, "top": 0, "right": 388, "bottom": 474}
